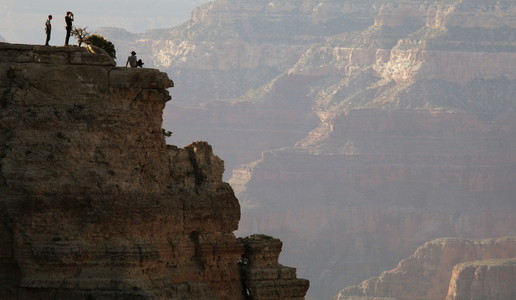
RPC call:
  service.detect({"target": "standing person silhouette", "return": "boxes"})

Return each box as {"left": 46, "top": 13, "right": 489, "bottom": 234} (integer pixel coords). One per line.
{"left": 65, "top": 11, "right": 74, "bottom": 45}
{"left": 45, "top": 15, "right": 52, "bottom": 45}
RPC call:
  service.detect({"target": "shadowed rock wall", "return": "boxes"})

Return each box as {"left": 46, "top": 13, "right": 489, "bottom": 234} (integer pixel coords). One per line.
{"left": 0, "top": 43, "right": 308, "bottom": 300}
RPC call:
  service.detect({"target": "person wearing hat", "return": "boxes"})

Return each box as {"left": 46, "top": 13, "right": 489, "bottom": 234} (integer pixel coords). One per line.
{"left": 126, "top": 51, "right": 138, "bottom": 68}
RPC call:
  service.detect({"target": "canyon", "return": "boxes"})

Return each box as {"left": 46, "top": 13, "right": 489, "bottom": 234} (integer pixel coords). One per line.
{"left": 0, "top": 43, "right": 308, "bottom": 299}
{"left": 97, "top": 0, "right": 516, "bottom": 299}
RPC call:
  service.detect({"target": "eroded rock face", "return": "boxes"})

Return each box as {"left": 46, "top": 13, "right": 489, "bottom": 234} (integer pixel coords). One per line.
{"left": 446, "top": 258, "right": 516, "bottom": 300}
{"left": 239, "top": 235, "right": 309, "bottom": 300}
{"left": 0, "top": 43, "right": 308, "bottom": 300}
{"left": 336, "top": 237, "right": 516, "bottom": 300}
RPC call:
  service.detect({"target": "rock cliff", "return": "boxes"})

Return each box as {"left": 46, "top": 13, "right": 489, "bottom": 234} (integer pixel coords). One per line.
{"left": 239, "top": 235, "right": 310, "bottom": 300}
{"left": 336, "top": 237, "right": 516, "bottom": 300}
{"left": 0, "top": 43, "right": 308, "bottom": 300}
{"left": 446, "top": 257, "right": 516, "bottom": 300}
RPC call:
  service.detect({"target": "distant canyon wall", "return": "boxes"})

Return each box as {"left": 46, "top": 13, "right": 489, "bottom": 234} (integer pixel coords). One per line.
{"left": 232, "top": 109, "right": 516, "bottom": 299}
{"left": 337, "top": 237, "right": 516, "bottom": 300}
{"left": 228, "top": 1, "right": 516, "bottom": 299}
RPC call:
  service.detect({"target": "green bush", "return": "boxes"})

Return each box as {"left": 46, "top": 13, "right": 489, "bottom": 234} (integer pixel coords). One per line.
{"left": 84, "top": 34, "right": 116, "bottom": 59}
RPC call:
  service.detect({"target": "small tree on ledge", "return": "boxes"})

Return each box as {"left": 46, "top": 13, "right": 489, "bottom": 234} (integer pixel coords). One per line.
{"left": 71, "top": 27, "right": 90, "bottom": 47}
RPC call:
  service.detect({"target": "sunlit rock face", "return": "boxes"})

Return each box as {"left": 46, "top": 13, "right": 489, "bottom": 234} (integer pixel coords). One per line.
{"left": 0, "top": 43, "right": 308, "bottom": 300}
{"left": 336, "top": 237, "right": 516, "bottom": 300}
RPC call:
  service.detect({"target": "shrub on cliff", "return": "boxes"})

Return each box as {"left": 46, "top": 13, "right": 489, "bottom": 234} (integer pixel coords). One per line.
{"left": 84, "top": 34, "right": 117, "bottom": 59}
{"left": 71, "top": 27, "right": 90, "bottom": 47}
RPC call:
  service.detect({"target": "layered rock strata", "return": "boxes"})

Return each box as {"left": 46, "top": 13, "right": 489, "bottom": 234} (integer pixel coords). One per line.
{"left": 239, "top": 235, "right": 310, "bottom": 300}
{"left": 446, "top": 258, "right": 516, "bottom": 300}
{"left": 233, "top": 108, "right": 516, "bottom": 299}
{"left": 0, "top": 43, "right": 308, "bottom": 300}
{"left": 336, "top": 237, "right": 516, "bottom": 300}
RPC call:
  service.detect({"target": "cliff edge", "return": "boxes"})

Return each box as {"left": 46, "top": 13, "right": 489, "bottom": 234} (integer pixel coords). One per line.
{"left": 0, "top": 43, "right": 308, "bottom": 300}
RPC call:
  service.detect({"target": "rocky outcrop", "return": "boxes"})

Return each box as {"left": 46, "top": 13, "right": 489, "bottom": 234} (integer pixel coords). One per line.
{"left": 164, "top": 103, "right": 319, "bottom": 179}
{"left": 239, "top": 235, "right": 309, "bottom": 300}
{"left": 446, "top": 258, "right": 516, "bottom": 300}
{"left": 0, "top": 43, "right": 308, "bottom": 300}
{"left": 336, "top": 237, "right": 516, "bottom": 300}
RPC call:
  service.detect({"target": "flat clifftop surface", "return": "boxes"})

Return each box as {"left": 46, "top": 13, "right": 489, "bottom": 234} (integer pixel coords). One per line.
{"left": 0, "top": 43, "right": 308, "bottom": 300}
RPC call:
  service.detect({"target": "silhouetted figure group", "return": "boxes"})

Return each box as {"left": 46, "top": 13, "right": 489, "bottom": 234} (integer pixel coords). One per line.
{"left": 43, "top": 11, "right": 144, "bottom": 68}
{"left": 44, "top": 11, "right": 73, "bottom": 46}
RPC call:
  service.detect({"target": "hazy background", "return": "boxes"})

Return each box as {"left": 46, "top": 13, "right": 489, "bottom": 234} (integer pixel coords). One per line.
{"left": 0, "top": 0, "right": 210, "bottom": 45}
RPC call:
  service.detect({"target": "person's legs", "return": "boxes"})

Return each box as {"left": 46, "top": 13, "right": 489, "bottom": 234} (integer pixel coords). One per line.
{"left": 65, "top": 28, "right": 70, "bottom": 45}
{"left": 45, "top": 31, "right": 51, "bottom": 45}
